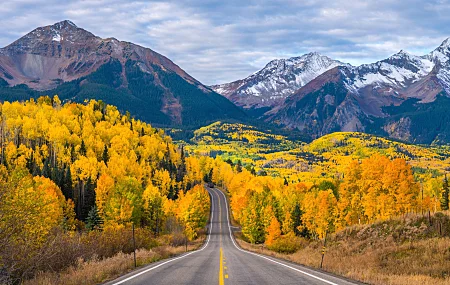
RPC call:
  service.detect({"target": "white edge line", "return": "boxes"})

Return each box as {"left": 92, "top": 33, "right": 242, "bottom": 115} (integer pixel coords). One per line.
{"left": 110, "top": 192, "right": 215, "bottom": 285}
{"left": 215, "top": 188, "right": 340, "bottom": 285}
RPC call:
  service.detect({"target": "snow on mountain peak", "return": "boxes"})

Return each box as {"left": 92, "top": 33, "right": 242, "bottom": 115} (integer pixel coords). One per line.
{"left": 212, "top": 52, "right": 348, "bottom": 108}
{"left": 439, "top": 37, "right": 450, "bottom": 49}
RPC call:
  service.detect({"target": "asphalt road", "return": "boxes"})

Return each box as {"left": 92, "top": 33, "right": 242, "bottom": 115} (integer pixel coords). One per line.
{"left": 105, "top": 187, "right": 361, "bottom": 285}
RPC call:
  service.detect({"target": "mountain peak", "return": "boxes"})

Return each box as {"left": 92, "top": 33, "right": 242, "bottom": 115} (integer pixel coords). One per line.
{"left": 389, "top": 49, "right": 412, "bottom": 60}
{"left": 438, "top": 37, "right": 450, "bottom": 49}
{"left": 1, "top": 20, "right": 98, "bottom": 53}
{"left": 212, "top": 51, "right": 347, "bottom": 108}
{"left": 52, "top": 20, "right": 78, "bottom": 29}
{"left": 305, "top": 51, "right": 322, "bottom": 57}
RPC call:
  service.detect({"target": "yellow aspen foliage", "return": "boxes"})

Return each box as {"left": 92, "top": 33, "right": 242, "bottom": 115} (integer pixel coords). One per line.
{"left": 62, "top": 199, "right": 77, "bottom": 231}
{"left": 142, "top": 183, "right": 166, "bottom": 234}
{"left": 95, "top": 173, "right": 115, "bottom": 219}
{"left": 152, "top": 169, "right": 172, "bottom": 196}
{"left": 265, "top": 216, "right": 281, "bottom": 246}
{"left": 175, "top": 185, "right": 210, "bottom": 240}
{"left": 103, "top": 177, "right": 143, "bottom": 228}
{"left": 1, "top": 168, "right": 65, "bottom": 245}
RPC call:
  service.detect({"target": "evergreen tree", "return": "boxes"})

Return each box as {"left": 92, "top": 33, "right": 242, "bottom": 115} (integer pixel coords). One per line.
{"left": 441, "top": 175, "right": 449, "bottom": 211}
{"left": 176, "top": 145, "right": 187, "bottom": 182}
{"left": 292, "top": 204, "right": 309, "bottom": 237}
{"left": 42, "top": 158, "right": 50, "bottom": 178}
{"left": 62, "top": 166, "right": 73, "bottom": 200}
{"left": 80, "top": 140, "right": 87, "bottom": 156}
{"left": 70, "top": 144, "right": 76, "bottom": 162}
{"left": 85, "top": 205, "right": 103, "bottom": 231}
{"left": 102, "top": 144, "right": 109, "bottom": 165}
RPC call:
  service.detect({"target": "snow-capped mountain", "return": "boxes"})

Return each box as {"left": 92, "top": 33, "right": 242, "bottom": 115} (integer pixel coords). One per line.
{"left": 265, "top": 38, "right": 450, "bottom": 144}
{"left": 211, "top": 52, "right": 350, "bottom": 108}
{"left": 347, "top": 50, "right": 434, "bottom": 92}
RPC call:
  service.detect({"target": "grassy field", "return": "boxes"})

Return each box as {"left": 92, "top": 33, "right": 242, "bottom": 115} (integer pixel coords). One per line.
{"left": 24, "top": 237, "right": 205, "bottom": 285}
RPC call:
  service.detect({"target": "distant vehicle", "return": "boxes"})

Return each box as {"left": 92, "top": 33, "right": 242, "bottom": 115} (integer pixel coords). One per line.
{"left": 207, "top": 182, "right": 214, "bottom": 188}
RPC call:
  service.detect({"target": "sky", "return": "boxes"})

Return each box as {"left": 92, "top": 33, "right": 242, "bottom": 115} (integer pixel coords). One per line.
{"left": 1, "top": 0, "right": 450, "bottom": 85}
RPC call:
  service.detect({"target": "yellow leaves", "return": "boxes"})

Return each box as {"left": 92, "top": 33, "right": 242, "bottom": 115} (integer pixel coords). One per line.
{"left": 5, "top": 142, "right": 31, "bottom": 168}
{"left": 103, "top": 177, "right": 143, "bottom": 229}
{"left": 0, "top": 170, "right": 65, "bottom": 245}
{"left": 303, "top": 190, "right": 337, "bottom": 239}
{"left": 96, "top": 174, "right": 115, "bottom": 219}
{"left": 152, "top": 169, "right": 172, "bottom": 197}
{"left": 265, "top": 216, "right": 281, "bottom": 246}
{"left": 72, "top": 156, "right": 100, "bottom": 182}
{"left": 175, "top": 185, "right": 210, "bottom": 240}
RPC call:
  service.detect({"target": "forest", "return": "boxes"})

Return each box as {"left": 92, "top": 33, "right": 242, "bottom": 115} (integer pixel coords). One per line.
{"left": 185, "top": 122, "right": 450, "bottom": 251}
{"left": 0, "top": 96, "right": 210, "bottom": 283}
{"left": 1, "top": 98, "right": 449, "bottom": 283}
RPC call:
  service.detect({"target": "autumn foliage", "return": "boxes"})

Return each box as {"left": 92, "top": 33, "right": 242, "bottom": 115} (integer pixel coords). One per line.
{"left": 0, "top": 97, "right": 210, "bottom": 283}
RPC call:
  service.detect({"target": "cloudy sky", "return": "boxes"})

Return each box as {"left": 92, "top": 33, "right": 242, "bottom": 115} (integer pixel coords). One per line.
{"left": 1, "top": 0, "right": 450, "bottom": 85}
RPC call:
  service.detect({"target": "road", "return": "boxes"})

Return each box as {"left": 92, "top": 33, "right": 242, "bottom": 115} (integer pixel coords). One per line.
{"left": 106, "top": 187, "right": 360, "bottom": 285}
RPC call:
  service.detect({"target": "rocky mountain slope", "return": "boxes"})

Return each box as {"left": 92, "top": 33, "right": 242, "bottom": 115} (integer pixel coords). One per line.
{"left": 0, "top": 20, "right": 245, "bottom": 126}
{"left": 264, "top": 39, "right": 450, "bottom": 144}
{"left": 211, "top": 52, "right": 348, "bottom": 109}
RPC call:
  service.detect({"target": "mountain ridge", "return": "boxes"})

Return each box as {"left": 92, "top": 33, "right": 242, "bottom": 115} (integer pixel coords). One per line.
{"left": 0, "top": 20, "right": 246, "bottom": 127}
{"left": 211, "top": 52, "right": 349, "bottom": 109}
{"left": 264, "top": 38, "right": 450, "bottom": 144}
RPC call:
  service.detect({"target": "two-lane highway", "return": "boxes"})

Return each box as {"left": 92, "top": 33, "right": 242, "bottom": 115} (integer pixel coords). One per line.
{"left": 106, "top": 187, "right": 360, "bottom": 285}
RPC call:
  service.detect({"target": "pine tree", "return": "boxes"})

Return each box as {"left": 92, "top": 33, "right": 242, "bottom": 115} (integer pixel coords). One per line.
{"left": 441, "top": 175, "right": 449, "bottom": 211}
{"left": 62, "top": 166, "right": 73, "bottom": 200}
{"left": 102, "top": 144, "right": 109, "bottom": 165}
{"left": 86, "top": 205, "right": 103, "bottom": 231}
{"left": 292, "top": 204, "right": 309, "bottom": 237}
{"left": 42, "top": 158, "right": 50, "bottom": 178}
{"left": 80, "top": 140, "right": 87, "bottom": 156}
{"left": 177, "top": 145, "right": 187, "bottom": 182}
{"left": 70, "top": 144, "right": 76, "bottom": 162}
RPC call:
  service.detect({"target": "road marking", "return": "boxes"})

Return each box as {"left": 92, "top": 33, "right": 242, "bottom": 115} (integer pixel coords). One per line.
{"left": 225, "top": 274, "right": 229, "bottom": 279}
{"left": 110, "top": 192, "right": 215, "bottom": 285}
{"left": 213, "top": 188, "right": 340, "bottom": 285}
{"left": 219, "top": 247, "right": 225, "bottom": 285}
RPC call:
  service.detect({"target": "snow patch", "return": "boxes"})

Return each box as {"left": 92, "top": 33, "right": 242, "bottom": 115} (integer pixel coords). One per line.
{"left": 52, "top": 33, "right": 61, "bottom": 42}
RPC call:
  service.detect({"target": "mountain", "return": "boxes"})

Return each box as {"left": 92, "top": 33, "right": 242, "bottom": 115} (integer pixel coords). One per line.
{"left": 0, "top": 20, "right": 246, "bottom": 127}
{"left": 265, "top": 39, "right": 450, "bottom": 144}
{"left": 211, "top": 52, "right": 348, "bottom": 109}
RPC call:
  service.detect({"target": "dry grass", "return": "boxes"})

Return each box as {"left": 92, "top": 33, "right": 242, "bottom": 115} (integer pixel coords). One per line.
{"left": 236, "top": 212, "right": 450, "bottom": 285}
{"left": 24, "top": 238, "right": 204, "bottom": 285}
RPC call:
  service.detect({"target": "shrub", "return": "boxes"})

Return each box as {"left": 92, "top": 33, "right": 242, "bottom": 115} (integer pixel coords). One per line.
{"left": 267, "top": 234, "right": 305, "bottom": 254}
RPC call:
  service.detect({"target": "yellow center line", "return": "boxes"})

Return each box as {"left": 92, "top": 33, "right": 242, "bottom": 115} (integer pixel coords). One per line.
{"left": 217, "top": 189, "right": 228, "bottom": 284}
{"left": 219, "top": 247, "right": 225, "bottom": 285}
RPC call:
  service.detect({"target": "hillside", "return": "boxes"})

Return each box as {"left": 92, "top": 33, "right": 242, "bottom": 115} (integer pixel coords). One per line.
{"left": 0, "top": 97, "right": 211, "bottom": 283}
{"left": 0, "top": 20, "right": 246, "bottom": 127}
{"left": 237, "top": 211, "right": 450, "bottom": 285}
{"left": 185, "top": 122, "right": 450, "bottom": 181}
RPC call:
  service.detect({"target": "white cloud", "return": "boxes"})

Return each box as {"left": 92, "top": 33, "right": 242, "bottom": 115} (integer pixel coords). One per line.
{"left": 0, "top": 0, "right": 449, "bottom": 85}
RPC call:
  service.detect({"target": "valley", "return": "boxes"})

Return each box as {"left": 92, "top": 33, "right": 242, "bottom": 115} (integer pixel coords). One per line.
{"left": 0, "top": 18, "right": 450, "bottom": 285}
